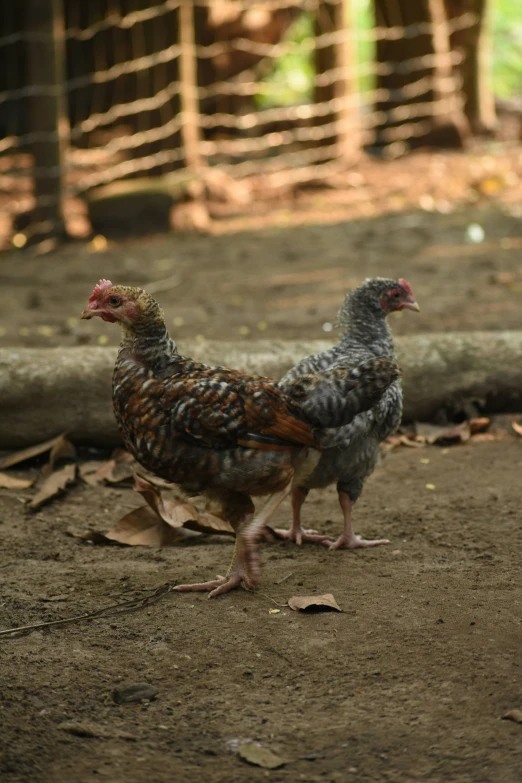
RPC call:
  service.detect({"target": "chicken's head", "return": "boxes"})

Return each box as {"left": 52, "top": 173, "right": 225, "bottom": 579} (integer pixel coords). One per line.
{"left": 81, "top": 280, "right": 159, "bottom": 328}
{"left": 337, "top": 277, "right": 419, "bottom": 330}
{"left": 378, "top": 278, "right": 420, "bottom": 314}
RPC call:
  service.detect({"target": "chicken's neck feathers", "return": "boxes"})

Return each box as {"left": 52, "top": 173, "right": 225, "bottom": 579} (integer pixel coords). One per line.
{"left": 118, "top": 318, "right": 178, "bottom": 370}
{"left": 337, "top": 301, "right": 395, "bottom": 357}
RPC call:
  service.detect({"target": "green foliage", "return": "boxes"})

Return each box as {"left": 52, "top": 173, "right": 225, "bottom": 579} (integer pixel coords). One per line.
{"left": 256, "top": 13, "right": 315, "bottom": 108}
{"left": 493, "top": 0, "right": 522, "bottom": 99}
{"left": 257, "top": 0, "right": 522, "bottom": 108}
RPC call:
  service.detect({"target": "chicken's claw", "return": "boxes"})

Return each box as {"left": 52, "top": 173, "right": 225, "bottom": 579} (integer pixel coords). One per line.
{"left": 325, "top": 533, "right": 390, "bottom": 550}
{"left": 274, "top": 526, "right": 333, "bottom": 546}
{"left": 174, "top": 565, "right": 256, "bottom": 598}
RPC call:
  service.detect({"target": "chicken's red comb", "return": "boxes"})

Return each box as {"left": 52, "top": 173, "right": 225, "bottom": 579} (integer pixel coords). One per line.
{"left": 89, "top": 279, "right": 113, "bottom": 303}
{"left": 398, "top": 278, "right": 414, "bottom": 297}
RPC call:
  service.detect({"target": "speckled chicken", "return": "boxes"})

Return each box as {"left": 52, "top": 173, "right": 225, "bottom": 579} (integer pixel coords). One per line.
{"left": 277, "top": 277, "right": 419, "bottom": 550}
{"left": 81, "top": 280, "right": 400, "bottom": 595}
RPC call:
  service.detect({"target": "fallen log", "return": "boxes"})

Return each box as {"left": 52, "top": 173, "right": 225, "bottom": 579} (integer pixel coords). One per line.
{"left": 1, "top": 332, "right": 522, "bottom": 449}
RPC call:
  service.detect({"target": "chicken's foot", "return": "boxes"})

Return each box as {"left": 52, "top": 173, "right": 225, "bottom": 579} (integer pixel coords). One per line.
{"left": 274, "top": 486, "right": 333, "bottom": 546}
{"left": 325, "top": 491, "right": 390, "bottom": 550}
{"left": 175, "top": 487, "right": 292, "bottom": 598}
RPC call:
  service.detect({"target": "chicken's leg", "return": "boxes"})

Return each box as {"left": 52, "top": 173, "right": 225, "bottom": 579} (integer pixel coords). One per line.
{"left": 175, "top": 485, "right": 293, "bottom": 598}
{"left": 174, "top": 513, "right": 253, "bottom": 598}
{"left": 326, "top": 490, "right": 390, "bottom": 550}
{"left": 274, "top": 486, "right": 333, "bottom": 545}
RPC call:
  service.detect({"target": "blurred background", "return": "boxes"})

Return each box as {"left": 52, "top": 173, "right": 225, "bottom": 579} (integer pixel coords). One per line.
{"left": 0, "top": 0, "right": 521, "bottom": 347}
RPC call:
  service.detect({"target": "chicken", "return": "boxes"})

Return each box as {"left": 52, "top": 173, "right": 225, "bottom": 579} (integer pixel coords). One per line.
{"left": 276, "top": 277, "right": 419, "bottom": 550}
{"left": 81, "top": 279, "right": 400, "bottom": 596}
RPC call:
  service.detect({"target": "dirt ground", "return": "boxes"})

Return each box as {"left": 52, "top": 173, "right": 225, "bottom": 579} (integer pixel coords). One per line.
{"left": 1, "top": 440, "right": 522, "bottom": 783}
{"left": 1, "top": 149, "right": 522, "bottom": 782}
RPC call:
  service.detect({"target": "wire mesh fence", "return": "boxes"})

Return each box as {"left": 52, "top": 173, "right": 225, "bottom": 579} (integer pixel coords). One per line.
{"left": 0, "top": 0, "right": 480, "bottom": 245}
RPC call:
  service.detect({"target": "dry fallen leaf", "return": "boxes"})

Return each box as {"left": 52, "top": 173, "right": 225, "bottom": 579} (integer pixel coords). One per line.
{"left": 512, "top": 420, "right": 522, "bottom": 437}
{"left": 0, "top": 471, "right": 34, "bottom": 490}
{"left": 0, "top": 434, "right": 69, "bottom": 470}
{"left": 383, "top": 433, "right": 424, "bottom": 451}
{"left": 96, "top": 449, "right": 136, "bottom": 484}
{"left": 469, "top": 417, "right": 491, "bottom": 435}
{"left": 133, "top": 475, "right": 235, "bottom": 536}
{"left": 79, "top": 506, "right": 191, "bottom": 547}
{"left": 78, "top": 461, "right": 106, "bottom": 486}
{"left": 415, "top": 418, "right": 490, "bottom": 446}
{"left": 416, "top": 421, "right": 471, "bottom": 445}
{"left": 79, "top": 450, "right": 137, "bottom": 486}
{"left": 237, "top": 743, "right": 287, "bottom": 769}
{"left": 78, "top": 477, "right": 235, "bottom": 547}
{"left": 288, "top": 593, "right": 342, "bottom": 612}
{"left": 42, "top": 434, "right": 77, "bottom": 476}
{"left": 399, "top": 434, "right": 425, "bottom": 448}
{"left": 501, "top": 709, "right": 522, "bottom": 724}
{"left": 29, "top": 464, "right": 77, "bottom": 510}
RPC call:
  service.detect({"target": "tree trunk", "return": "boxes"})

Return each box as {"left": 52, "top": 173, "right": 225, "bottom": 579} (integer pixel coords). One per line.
{"left": 373, "top": 0, "right": 469, "bottom": 151}
{"left": 314, "top": 0, "right": 361, "bottom": 158}
{"left": 2, "top": 333, "right": 522, "bottom": 449}
{"left": 25, "top": 0, "right": 69, "bottom": 241}
{"left": 445, "top": 0, "right": 496, "bottom": 133}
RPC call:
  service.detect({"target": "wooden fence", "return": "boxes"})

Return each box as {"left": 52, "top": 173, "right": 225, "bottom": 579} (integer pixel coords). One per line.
{"left": 0, "top": 0, "right": 482, "bottom": 244}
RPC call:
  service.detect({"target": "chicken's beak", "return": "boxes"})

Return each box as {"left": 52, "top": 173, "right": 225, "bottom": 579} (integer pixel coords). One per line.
{"left": 81, "top": 306, "right": 102, "bottom": 319}
{"left": 403, "top": 299, "right": 420, "bottom": 312}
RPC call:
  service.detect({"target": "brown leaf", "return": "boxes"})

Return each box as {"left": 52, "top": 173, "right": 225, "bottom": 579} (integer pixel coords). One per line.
{"left": 42, "top": 435, "right": 77, "bottom": 476}
{"left": 470, "top": 433, "right": 499, "bottom": 443}
{"left": 512, "top": 420, "right": 522, "bottom": 437}
{"left": 29, "top": 464, "right": 77, "bottom": 510}
{"left": 0, "top": 472, "right": 34, "bottom": 490}
{"left": 78, "top": 461, "right": 106, "bottom": 486}
{"left": 0, "top": 434, "right": 68, "bottom": 470}
{"left": 469, "top": 417, "right": 491, "bottom": 435}
{"left": 416, "top": 421, "right": 472, "bottom": 445}
{"left": 134, "top": 476, "right": 235, "bottom": 536}
{"left": 502, "top": 709, "right": 522, "bottom": 724}
{"left": 78, "top": 478, "right": 235, "bottom": 547}
{"left": 398, "top": 434, "right": 425, "bottom": 448}
{"left": 288, "top": 593, "right": 342, "bottom": 612}
{"left": 80, "top": 506, "right": 191, "bottom": 547}
{"left": 237, "top": 743, "right": 287, "bottom": 769}
{"left": 57, "top": 721, "right": 137, "bottom": 741}
{"left": 96, "top": 449, "right": 136, "bottom": 484}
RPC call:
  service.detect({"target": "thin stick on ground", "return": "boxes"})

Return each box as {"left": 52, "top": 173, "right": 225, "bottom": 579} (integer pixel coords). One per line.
{"left": 0, "top": 582, "right": 176, "bottom": 639}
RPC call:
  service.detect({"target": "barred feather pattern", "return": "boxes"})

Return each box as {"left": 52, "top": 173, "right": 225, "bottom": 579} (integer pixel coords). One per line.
{"left": 108, "top": 283, "right": 400, "bottom": 508}
{"left": 280, "top": 278, "right": 406, "bottom": 501}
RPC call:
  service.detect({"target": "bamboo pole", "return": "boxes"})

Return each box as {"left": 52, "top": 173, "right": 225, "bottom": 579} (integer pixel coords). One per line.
{"left": 178, "top": 0, "right": 203, "bottom": 170}
{"left": 314, "top": 0, "right": 361, "bottom": 160}
{"left": 25, "top": 0, "right": 69, "bottom": 240}
{"left": 335, "top": 0, "right": 361, "bottom": 158}
{"left": 427, "top": 0, "right": 470, "bottom": 143}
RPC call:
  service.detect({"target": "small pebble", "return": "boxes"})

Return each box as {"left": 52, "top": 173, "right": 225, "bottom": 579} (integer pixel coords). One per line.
{"left": 112, "top": 683, "right": 159, "bottom": 705}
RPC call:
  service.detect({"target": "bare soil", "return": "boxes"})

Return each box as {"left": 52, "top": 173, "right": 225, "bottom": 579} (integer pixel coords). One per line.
{"left": 1, "top": 440, "right": 521, "bottom": 783}
{"left": 1, "top": 149, "right": 522, "bottom": 782}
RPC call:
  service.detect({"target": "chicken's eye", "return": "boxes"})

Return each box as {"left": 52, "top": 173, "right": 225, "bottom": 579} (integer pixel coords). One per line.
{"left": 108, "top": 296, "right": 122, "bottom": 307}
{"left": 392, "top": 291, "right": 401, "bottom": 299}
